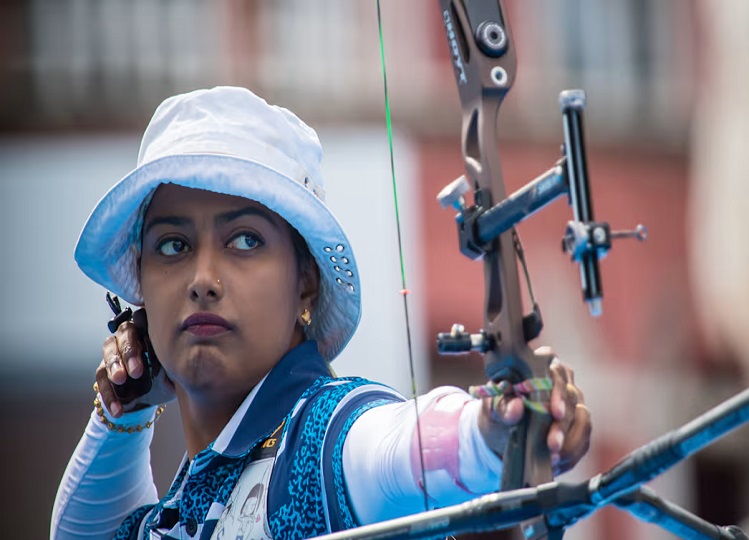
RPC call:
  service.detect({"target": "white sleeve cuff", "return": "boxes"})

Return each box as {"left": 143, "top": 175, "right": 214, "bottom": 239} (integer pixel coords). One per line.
{"left": 458, "top": 398, "right": 503, "bottom": 493}
{"left": 50, "top": 403, "right": 159, "bottom": 540}
{"left": 342, "top": 387, "right": 504, "bottom": 525}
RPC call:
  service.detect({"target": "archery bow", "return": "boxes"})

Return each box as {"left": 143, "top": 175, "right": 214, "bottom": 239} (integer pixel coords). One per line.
{"left": 371, "top": 0, "right": 603, "bottom": 537}
{"left": 379, "top": 0, "right": 636, "bottom": 537}
{"left": 312, "top": 2, "right": 749, "bottom": 539}
{"left": 367, "top": 0, "right": 600, "bottom": 537}
{"left": 434, "top": 2, "right": 648, "bottom": 538}
{"left": 434, "top": 2, "right": 563, "bottom": 538}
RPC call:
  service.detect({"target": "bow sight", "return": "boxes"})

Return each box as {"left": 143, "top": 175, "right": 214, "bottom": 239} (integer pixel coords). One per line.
{"left": 436, "top": 89, "right": 647, "bottom": 352}
{"left": 436, "top": 87, "right": 647, "bottom": 321}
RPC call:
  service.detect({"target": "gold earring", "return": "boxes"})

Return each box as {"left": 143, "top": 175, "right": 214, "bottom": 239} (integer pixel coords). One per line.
{"left": 300, "top": 308, "right": 312, "bottom": 326}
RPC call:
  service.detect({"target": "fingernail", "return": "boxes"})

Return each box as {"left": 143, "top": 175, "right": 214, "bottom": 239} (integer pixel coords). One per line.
{"left": 110, "top": 401, "right": 122, "bottom": 417}
{"left": 112, "top": 366, "right": 126, "bottom": 384}
{"left": 128, "top": 357, "right": 140, "bottom": 376}
{"left": 551, "top": 453, "right": 560, "bottom": 466}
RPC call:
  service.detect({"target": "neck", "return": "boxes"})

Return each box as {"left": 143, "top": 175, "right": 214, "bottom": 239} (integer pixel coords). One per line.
{"left": 176, "top": 386, "right": 249, "bottom": 459}
{"left": 174, "top": 336, "right": 308, "bottom": 458}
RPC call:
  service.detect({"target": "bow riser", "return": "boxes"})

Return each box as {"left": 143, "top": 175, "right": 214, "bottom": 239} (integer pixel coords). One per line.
{"left": 440, "top": 0, "right": 555, "bottom": 499}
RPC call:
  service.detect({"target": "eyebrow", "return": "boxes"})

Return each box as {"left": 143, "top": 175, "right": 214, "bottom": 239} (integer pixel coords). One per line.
{"left": 143, "top": 216, "right": 191, "bottom": 236}
{"left": 143, "top": 206, "right": 279, "bottom": 236}
{"left": 216, "top": 206, "right": 280, "bottom": 230}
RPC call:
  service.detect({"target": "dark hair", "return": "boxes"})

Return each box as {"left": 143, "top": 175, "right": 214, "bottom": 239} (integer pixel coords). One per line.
{"left": 289, "top": 226, "right": 319, "bottom": 293}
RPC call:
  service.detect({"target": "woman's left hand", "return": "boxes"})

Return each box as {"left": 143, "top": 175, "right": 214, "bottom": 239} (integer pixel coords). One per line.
{"left": 476, "top": 347, "right": 592, "bottom": 476}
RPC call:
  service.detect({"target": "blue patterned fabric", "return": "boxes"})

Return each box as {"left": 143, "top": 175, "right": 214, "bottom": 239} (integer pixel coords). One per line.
{"left": 114, "top": 456, "right": 188, "bottom": 539}
{"left": 267, "top": 379, "right": 400, "bottom": 538}
{"left": 326, "top": 397, "right": 396, "bottom": 531}
{"left": 113, "top": 504, "right": 155, "bottom": 540}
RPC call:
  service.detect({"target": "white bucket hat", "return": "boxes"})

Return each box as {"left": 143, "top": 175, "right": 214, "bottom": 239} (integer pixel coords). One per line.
{"left": 75, "top": 86, "right": 361, "bottom": 361}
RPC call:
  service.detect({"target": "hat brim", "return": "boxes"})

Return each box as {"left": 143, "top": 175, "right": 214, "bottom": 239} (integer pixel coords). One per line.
{"left": 75, "top": 153, "right": 361, "bottom": 362}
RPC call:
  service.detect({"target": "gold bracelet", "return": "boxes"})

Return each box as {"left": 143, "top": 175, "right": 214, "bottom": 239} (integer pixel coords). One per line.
{"left": 93, "top": 384, "right": 165, "bottom": 433}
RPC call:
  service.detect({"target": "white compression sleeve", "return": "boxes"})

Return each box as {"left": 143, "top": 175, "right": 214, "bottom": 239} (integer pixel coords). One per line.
{"left": 342, "top": 387, "right": 502, "bottom": 525}
{"left": 50, "top": 404, "right": 159, "bottom": 540}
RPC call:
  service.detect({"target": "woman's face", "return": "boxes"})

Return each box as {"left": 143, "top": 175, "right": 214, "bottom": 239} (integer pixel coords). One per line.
{"left": 139, "top": 184, "right": 315, "bottom": 399}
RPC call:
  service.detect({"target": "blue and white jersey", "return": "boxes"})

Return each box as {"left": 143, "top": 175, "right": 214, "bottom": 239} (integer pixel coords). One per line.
{"left": 114, "top": 341, "right": 404, "bottom": 540}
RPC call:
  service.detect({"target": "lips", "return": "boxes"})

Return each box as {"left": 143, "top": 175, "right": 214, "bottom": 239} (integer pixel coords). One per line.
{"left": 181, "top": 313, "right": 233, "bottom": 338}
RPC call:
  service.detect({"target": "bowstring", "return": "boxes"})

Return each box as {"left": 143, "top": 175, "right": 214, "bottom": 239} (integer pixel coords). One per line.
{"left": 375, "top": 0, "right": 430, "bottom": 512}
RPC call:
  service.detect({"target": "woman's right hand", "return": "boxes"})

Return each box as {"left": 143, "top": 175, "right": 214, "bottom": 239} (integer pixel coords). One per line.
{"left": 95, "top": 316, "right": 175, "bottom": 417}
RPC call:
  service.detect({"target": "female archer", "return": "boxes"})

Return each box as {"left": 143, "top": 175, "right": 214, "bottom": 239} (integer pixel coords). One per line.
{"left": 51, "top": 86, "right": 591, "bottom": 539}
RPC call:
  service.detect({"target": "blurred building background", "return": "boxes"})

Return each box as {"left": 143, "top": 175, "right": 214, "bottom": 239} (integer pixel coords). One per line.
{"left": 1, "top": 1, "right": 747, "bottom": 539}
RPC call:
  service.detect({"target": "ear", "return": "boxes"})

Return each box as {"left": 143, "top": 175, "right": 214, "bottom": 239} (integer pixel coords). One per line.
{"left": 298, "top": 258, "right": 320, "bottom": 313}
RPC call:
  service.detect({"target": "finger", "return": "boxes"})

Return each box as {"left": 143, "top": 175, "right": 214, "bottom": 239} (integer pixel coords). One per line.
{"left": 565, "top": 383, "right": 581, "bottom": 407}
{"left": 549, "top": 382, "right": 582, "bottom": 456}
{"left": 95, "top": 361, "right": 122, "bottom": 417}
{"left": 547, "top": 421, "right": 565, "bottom": 464}
{"left": 555, "top": 402, "right": 592, "bottom": 474}
{"left": 115, "top": 321, "right": 144, "bottom": 378}
{"left": 559, "top": 359, "right": 575, "bottom": 386}
{"left": 570, "top": 382, "right": 584, "bottom": 403}
{"left": 548, "top": 361, "right": 570, "bottom": 420}
{"left": 102, "top": 335, "right": 127, "bottom": 385}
